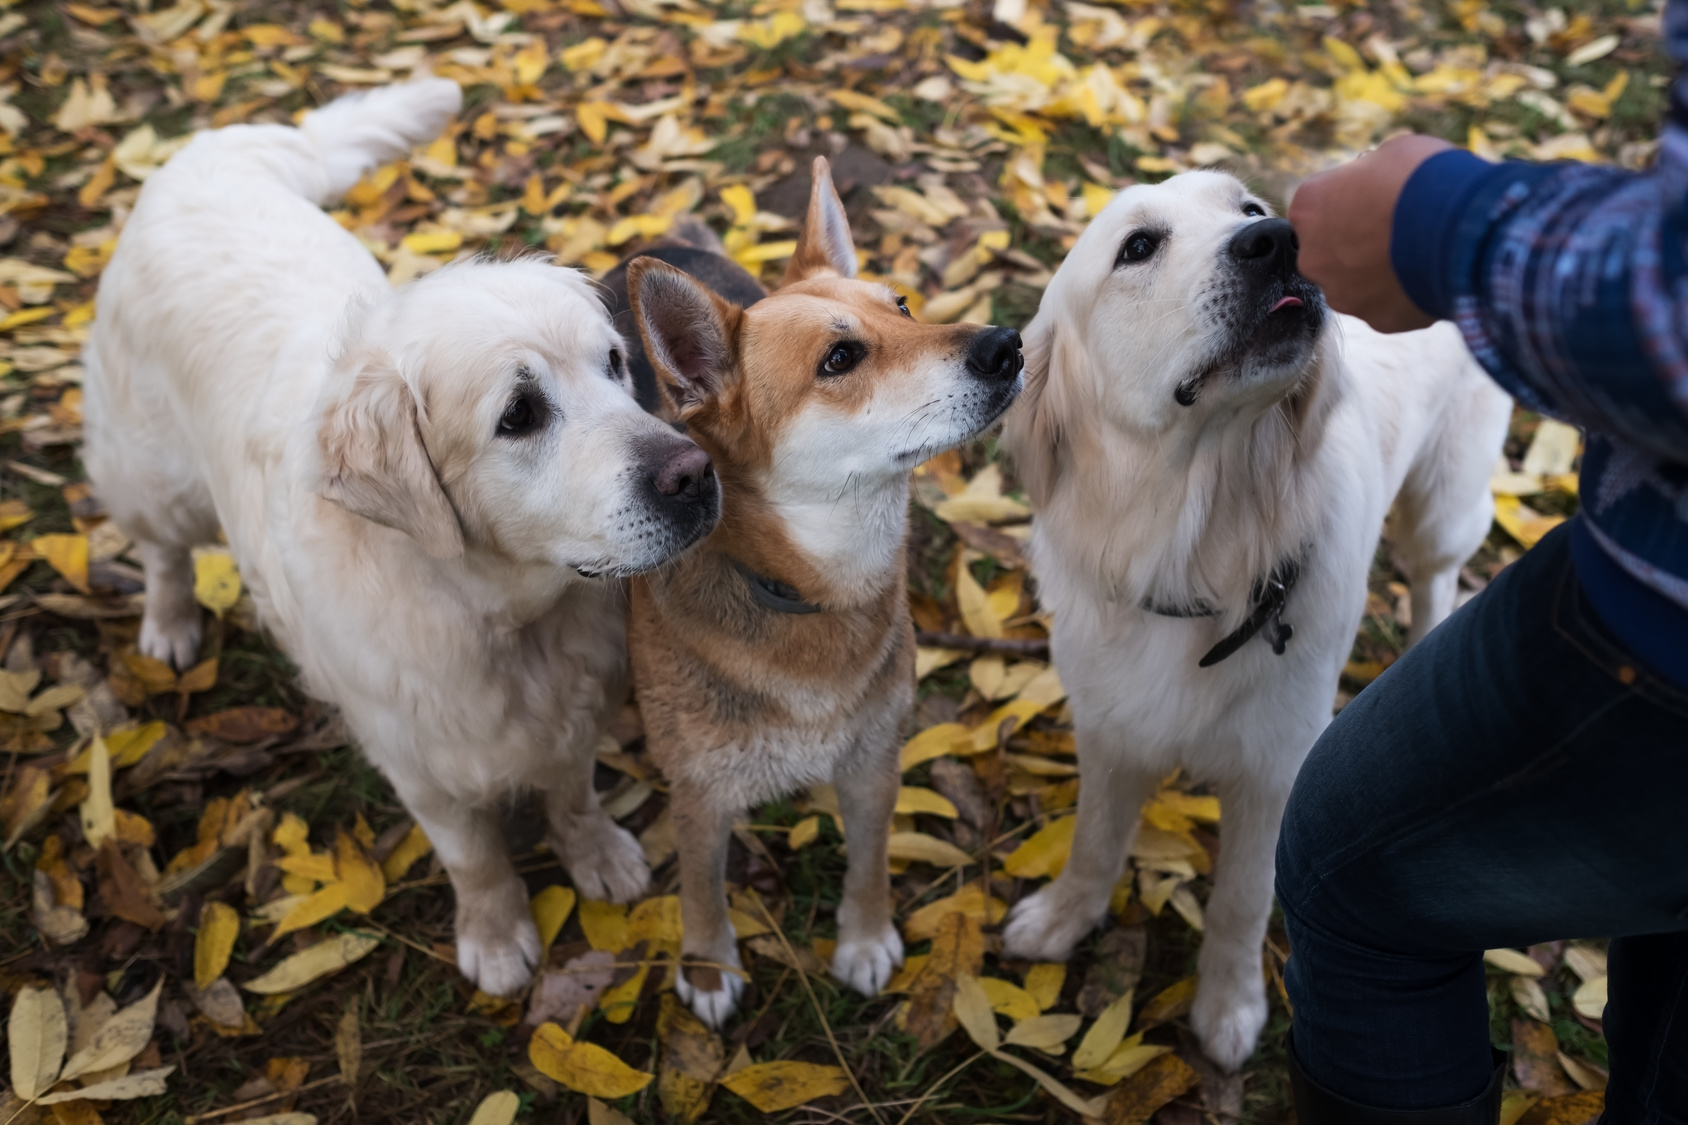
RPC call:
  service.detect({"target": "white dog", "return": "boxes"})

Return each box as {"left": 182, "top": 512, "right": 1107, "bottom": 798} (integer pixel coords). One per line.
{"left": 82, "top": 80, "right": 721, "bottom": 996}
{"left": 1000, "top": 171, "right": 1511, "bottom": 1069}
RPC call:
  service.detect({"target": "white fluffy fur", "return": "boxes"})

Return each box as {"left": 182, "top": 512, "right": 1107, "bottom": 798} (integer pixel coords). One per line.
{"left": 1000, "top": 171, "right": 1512, "bottom": 1069}
{"left": 83, "top": 80, "right": 713, "bottom": 997}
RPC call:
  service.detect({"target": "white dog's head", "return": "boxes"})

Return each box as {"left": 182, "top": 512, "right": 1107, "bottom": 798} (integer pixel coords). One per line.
{"left": 1009, "top": 171, "right": 1326, "bottom": 498}
{"left": 313, "top": 258, "right": 720, "bottom": 576}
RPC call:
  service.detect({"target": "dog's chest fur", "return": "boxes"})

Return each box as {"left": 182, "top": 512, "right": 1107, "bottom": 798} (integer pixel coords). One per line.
{"left": 630, "top": 549, "right": 914, "bottom": 811}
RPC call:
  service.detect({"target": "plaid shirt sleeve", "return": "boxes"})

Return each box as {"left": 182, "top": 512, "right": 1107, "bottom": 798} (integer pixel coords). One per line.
{"left": 1390, "top": 50, "right": 1688, "bottom": 464}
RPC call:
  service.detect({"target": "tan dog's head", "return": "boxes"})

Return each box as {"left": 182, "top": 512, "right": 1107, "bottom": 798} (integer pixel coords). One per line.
{"left": 1007, "top": 171, "right": 1326, "bottom": 499}
{"left": 314, "top": 259, "right": 720, "bottom": 575}
{"left": 627, "top": 159, "right": 1024, "bottom": 536}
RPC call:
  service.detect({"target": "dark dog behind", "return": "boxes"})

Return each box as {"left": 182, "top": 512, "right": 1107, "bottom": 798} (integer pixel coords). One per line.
{"left": 598, "top": 218, "right": 767, "bottom": 413}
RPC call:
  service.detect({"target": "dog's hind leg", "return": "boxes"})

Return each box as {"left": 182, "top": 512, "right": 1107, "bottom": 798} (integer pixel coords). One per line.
{"left": 393, "top": 778, "right": 540, "bottom": 998}
{"left": 670, "top": 782, "right": 745, "bottom": 1027}
{"left": 542, "top": 752, "right": 650, "bottom": 905}
{"left": 134, "top": 541, "right": 203, "bottom": 671}
{"left": 1189, "top": 773, "right": 1292, "bottom": 1072}
{"left": 1002, "top": 734, "right": 1160, "bottom": 962}
{"left": 830, "top": 734, "right": 904, "bottom": 997}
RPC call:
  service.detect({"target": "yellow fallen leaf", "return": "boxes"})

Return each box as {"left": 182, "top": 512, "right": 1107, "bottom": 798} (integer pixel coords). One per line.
{"left": 955, "top": 562, "right": 1002, "bottom": 639}
{"left": 401, "top": 230, "right": 463, "bottom": 255}
{"left": 195, "top": 901, "right": 241, "bottom": 990}
{"left": 1023, "top": 962, "right": 1065, "bottom": 1010}
{"left": 720, "top": 1060, "right": 850, "bottom": 1113}
{"left": 787, "top": 814, "right": 821, "bottom": 849}
{"left": 899, "top": 722, "right": 971, "bottom": 770}
{"left": 1004, "top": 1012, "right": 1083, "bottom": 1051}
{"left": 1572, "top": 974, "right": 1607, "bottom": 1021}
{"left": 35, "top": 534, "right": 89, "bottom": 594}
{"left": 530, "top": 885, "right": 577, "bottom": 961}
{"left": 528, "top": 1022, "right": 654, "bottom": 1098}
{"left": 979, "top": 976, "right": 1041, "bottom": 1021}
{"left": 895, "top": 786, "right": 958, "bottom": 818}
{"left": 269, "top": 881, "right": 351, "bottom": 941}
{"left": 275, "top": 853, "right": 337, "bottom": 884}
{"left": 1483, "top": 948, "right": 1546, "bottom": 977}
{"left": 579, "top": 898, "right": 631, "bottom": 952}
{"left": 9, "top": 985, "right": 67, "bottom": 1101}
{"left": 904, "top": 884, "right": 1007, "bottom": 942}
{"left": 598, "top": 963, "right": 648, "bottom": 1024}
{"left": 1002, "top": 816, "right": 1075, "bottom": 879}
{"left": 969, "top": 699, "right": 1049, "bottom": 752}
{"left": 577, "top": 101, "right": 610, "bottom": 144}
{"left": 467, "top": 1090, "right": 521, "bottom": 1125}
{"left": 79, "top": 736, "right": 115, "bottom": 850}
{"left": 1493, "top": 494, "right": 1564, "bottom": 550}
{"left": 193, "top": 551, "right": 241, "bottom": 616}
{"left": 1072, "top": 988, "right": 1133, "bottom": 1069}
{"left": 1137, "top": 976, "right": 1198, "bottom": 1024}
{"left": 379, "top": 823, "right": 431, "bottom": 883}
{"left": 107, "top": 721, "right": 166, "bottom": 768}
{"left": 335, "top": 830, "right": 385, "bottom": 913}
{"left": 886, "top": 831, "right": 973, "bottom": 868}
{"left": 243, "top": 931, "right": 381, "bottom": 994}
{"left": 1074, "top": 1035, "right": 1170, "bottom": 1086}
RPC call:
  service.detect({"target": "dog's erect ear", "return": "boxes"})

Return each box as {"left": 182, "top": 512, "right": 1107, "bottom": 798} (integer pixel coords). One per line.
{"left": 628, "top": 258, "right": 736, "bottom": 418}
{"left": 316, "top": 354, "right": 464, "bottom": 560}
{"left": 783, "top": 157, "right": 857, "bottom": 283}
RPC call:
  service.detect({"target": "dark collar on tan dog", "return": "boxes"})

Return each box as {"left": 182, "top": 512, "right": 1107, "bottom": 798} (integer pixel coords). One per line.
{"left": 1144, "top": 558, "right": 1301, "bottom": 667}
{"left": 730, "top": 558, "right": 821, "bottom": 615}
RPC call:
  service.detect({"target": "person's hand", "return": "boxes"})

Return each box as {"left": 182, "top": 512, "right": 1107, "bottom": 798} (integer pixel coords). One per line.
{"left": 1289, "top": 134, "right": 1455, "bottom": 333}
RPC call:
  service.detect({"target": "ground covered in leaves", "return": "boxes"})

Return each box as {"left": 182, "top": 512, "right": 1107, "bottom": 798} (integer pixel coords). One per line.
{"left": 0, "top": 0, "right": 1669, "bottom": 1120}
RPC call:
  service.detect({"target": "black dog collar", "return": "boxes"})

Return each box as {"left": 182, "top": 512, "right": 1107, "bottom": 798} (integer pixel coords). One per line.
{"left": 1144, "top": 558, "right": 1302, "bottom": 667}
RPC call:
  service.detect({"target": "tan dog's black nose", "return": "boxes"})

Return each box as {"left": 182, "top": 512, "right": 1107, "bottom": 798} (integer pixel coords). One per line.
{"left": 967, "top": 326, "right": 1023, "bottom": 384}
{"left": 653, "top": 443, "right": 714, "bottom": 503}
{"left": 1229, "top": 218, "right": 1299, "bottom": 271}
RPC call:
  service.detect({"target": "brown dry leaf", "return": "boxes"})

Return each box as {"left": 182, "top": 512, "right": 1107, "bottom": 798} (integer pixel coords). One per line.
{"left": 185, "top": 706, "right": 296, "bottom": 743}
{"left": 525, "top": 949, "right": 616, "bottom": 1029}
{"left": 527, "top": 1022, "right": 653, "bottom": 1099}
{"left": 900, "top": 910, "right": 985, "bottom": 1050}
{"left": 1102, "top": 1052, "right": 1202, "bottom": 1125}
{"left": 1512, "top": 1018, "right": 1577, "bottom": 1095}
{"left": 657, "top": 992, "right": 724, "bottom": 1123}
{"left": 176, "top": 658, "right": 218, "bottom": 695}
{"left": 94, "top": 839, "right": 166, "bottom": 930}
{"left": 335, "top": 1001, "right": 361, "bottom": 1087}
{"left": 1515, "top": 1091, "right": 1606, "bottom": 1125}
{"left": 719, "top": 1061, "right": 850, "bottom": 1114}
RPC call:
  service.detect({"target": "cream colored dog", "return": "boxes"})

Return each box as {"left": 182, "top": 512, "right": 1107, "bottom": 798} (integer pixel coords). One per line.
{"left": 82, "top": 80, "right": 721, "bottom": 997}
{"left": 1000, "top": 171, "right": 1511, "bottom": 1069}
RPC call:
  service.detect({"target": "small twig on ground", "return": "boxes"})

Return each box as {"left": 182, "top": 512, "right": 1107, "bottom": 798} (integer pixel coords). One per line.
{"left": 183, "top": 1075, "right": 341, "bottom": 1122}
{"left": 752, "top": 897, "right": 886, "bottom": 1125}
{"left": 915, "top": 631, "right": 1049, "bottom": 657}
{"left": 893, "top": 1049, "right": 988, "bottom": 1125}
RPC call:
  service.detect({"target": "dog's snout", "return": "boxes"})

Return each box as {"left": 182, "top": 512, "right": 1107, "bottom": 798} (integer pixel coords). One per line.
{"left": 652, "top": 443, "right": 714, "bottom": 503}
{"left": 1228, "top": 218, "right": 1299, "bottom": 271}
{"left": 967, "top": 326, "right": 1023, "bottom": 384}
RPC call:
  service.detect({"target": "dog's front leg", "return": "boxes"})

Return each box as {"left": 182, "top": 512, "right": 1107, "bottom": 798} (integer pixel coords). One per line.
{"left": 829, "top": 739, "right": 904, "bottom": 997}
{"left": 670, "top": 781, "right": 744, "bottom": 1028}
{"left": 1189, "top": 775, "right": 1292, "bottom": 1072}
{"left": 1002, "top": 734, "right": 1160, "bottom": 962}
{"left": 393, "top": 780, "right": 540, "bottom": 998}
{"left": 541, "top": 746, "right": 650, "bottom": 905}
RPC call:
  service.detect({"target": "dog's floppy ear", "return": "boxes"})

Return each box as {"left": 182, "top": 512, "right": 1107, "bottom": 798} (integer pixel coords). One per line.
{"left": 1002, "top": 311, "right": 1070, "bottom": 505}
{"left": 628, "top": 258, "right": 737, "bottom": 418}
{"left": 783, "top": 156, "right": 857, "bottom": 283}
{"left": 316, "top": 353, "right": 464, "bottom": 560}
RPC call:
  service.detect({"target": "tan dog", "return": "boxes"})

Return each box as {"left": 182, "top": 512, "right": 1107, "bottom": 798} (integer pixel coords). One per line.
{"left": 626, "top": 159, "right": 1025, "bottom": 1026}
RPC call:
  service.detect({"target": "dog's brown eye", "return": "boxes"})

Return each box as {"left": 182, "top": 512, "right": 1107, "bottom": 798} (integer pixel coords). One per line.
{"left": 820, "top": 341, "right": 863, "bottom": 377}
{"left": 498, "top": 392, "right": 544, "bottom": 437}
{"left": 1242, "top": 202, "right": 1266, "bottom": 217}
{"left": 1118, "top": 231, "right": 1160, "bottom": 265}
{"left": 896, "top": 295, "right": 911, "bottom": 318}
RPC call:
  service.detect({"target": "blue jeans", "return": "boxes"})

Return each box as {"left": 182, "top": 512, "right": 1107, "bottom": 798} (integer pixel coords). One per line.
{"left": 1276, "top": 519, "right": 1688, "bottom": 1121}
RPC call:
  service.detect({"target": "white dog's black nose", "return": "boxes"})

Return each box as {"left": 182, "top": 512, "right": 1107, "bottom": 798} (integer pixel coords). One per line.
{"left": 653, "top": 443, "right": 714, "bottom": 504}
{"left": 1229, "top": 218, "right": 1299, "bottom": 271}
{"left": 967, "top": 326, "right": 1023, "bottom": 384}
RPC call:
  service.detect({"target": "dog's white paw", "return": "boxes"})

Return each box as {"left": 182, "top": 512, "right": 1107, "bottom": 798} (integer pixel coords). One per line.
{"left": 456, "top": 893, "right": 542, "bottom": 997}
{"left": 139, "top": 609, "right": 202, "bottom": 672}
{"left": 675, "top": 947, "right": 744, "bottom": 1028}
{"left": 830, "top": 923, "right": 904, "bottom": 996}
{"left": 558, "top": 817, "right": 650, "bottom": 904}
{"left": 1190, "top": 974, "right": 1268, "bottom": 1073}
{"left": 1001, "top": 882, "right": 1108, "bottom": 962}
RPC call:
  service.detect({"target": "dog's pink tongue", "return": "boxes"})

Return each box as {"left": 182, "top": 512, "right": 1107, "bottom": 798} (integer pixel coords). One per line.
{"left": 1270, "top": 296, "right": 1304, "bottom": 313}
